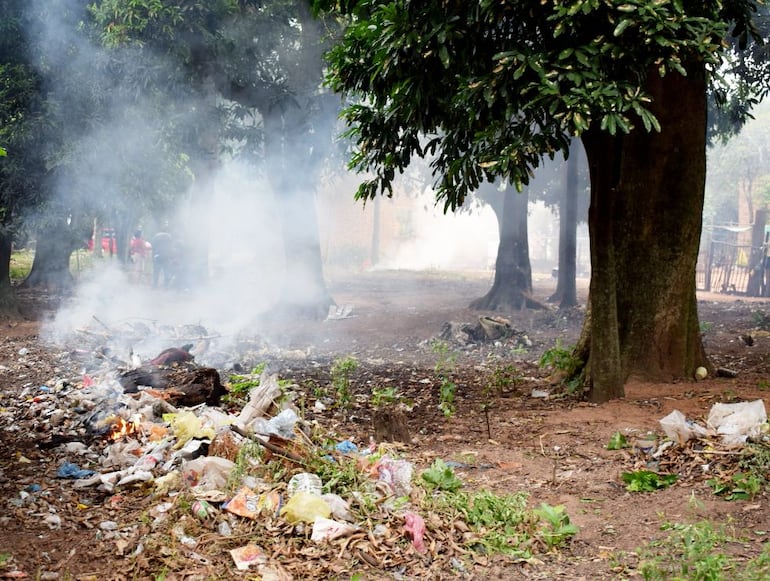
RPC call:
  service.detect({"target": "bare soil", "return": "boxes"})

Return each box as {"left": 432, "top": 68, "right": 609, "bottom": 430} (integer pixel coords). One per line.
{"left": 1, "top": 270, "right": 769, "bottom": 580}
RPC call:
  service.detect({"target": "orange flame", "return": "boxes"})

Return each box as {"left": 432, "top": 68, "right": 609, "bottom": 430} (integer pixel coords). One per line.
{"left": 107, "top": 415, "right": 142, "bottom": 441}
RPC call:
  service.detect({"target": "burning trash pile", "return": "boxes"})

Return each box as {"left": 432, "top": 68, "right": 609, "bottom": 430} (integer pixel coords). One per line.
{"left": 1, "top": 319, "right": 578, "bottom": 579}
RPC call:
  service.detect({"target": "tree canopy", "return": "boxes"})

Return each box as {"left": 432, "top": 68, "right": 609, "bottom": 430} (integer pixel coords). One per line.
{"left": 316, "top": 0, "right": 753, "bottom": 207}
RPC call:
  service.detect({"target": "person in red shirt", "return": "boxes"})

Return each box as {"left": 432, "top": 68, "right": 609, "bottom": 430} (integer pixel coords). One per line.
{"left": 129, "top": 230, "right": 151, "bottom": 281}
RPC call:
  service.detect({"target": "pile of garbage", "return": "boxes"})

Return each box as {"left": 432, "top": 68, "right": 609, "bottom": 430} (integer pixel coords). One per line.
{"left": 8, "top": 336, "right": 549, "bottom": 580}
{"left": 621, "top": 400, "right": 769, "bottom": 494}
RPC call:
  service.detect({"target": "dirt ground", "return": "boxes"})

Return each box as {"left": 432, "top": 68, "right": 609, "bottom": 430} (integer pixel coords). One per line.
{"left": 0, "top": 269, "right": 769, "bottom": 580}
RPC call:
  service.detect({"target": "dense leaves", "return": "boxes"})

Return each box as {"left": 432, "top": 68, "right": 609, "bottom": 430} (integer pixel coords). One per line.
{"left": 317, "top": 0, "right": 744, "bottom": 210}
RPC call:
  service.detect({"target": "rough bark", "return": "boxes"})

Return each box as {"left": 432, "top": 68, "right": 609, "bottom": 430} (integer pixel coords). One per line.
{"left": 0, "top": 230, "right": 19, "bottom": 316}
{"left": 22, "top": 222, "right": 78, "bottom": 291}
{"left": 577, "top": 65, "right": 710, "bottom": 403}
{"left": 549, "top": 140, "right": 580, "bottom": 309}
{"left": 470, "top": 187, "right": 543, "bottom": 310}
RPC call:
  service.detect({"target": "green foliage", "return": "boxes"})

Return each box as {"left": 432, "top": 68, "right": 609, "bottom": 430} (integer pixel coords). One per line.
{"left": 708, "top": 443, "right": 770, "bottom": 500}
{"left": 425, "top": 487, "right": 577, "bottom": 557}
{"left": 752, "top": 310, "right": 770, "bottom": 330}
{"left": 487, "top": 364, "right": 523, "bottom": 395}
{"left": 420, "top": 459, "right": 463, "bottom": 492}
{"left": 227, "top": 440, "right": 265, "bottom": 491}
{"left": 9, "top": 249, "right": 33, "bottom": 281}
{"left": 606, "top": 432, "right": 630, "bottom": 450}
{"left": 708, "top": 472, "right": 762, "bottom": 501}
{"left": 432, "top": 340, "right": 458, "bottom": 417}
{"left": 622, "top": 470, "right": 678, "bottom": 492}
{"left": 316, "top": 0, "right": 749, "bottom": 208}
{"left": 369, "top": 385, "right": 409, "bottom": 409}
{"left": 539, "top": 340, "right": 582, "bottom": 392}
{"left": 638, "top": 520, "right": 770, "bottom": 581}
{"left": 533, "top": 503, "right": 579, "bottom": 550}
{"left": 330, "top": 356, "right": 358, "bottom": 409}
{"left": 223, "top": 364, "right": 266, "bottom": 406}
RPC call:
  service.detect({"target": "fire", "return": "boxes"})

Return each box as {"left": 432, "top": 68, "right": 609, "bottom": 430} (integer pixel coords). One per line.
{"left": 107, "top": 414, "right": 143, "bottom": 441}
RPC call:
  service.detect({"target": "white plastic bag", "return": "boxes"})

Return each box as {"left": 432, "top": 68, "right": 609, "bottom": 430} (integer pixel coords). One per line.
{"left": 659, "top": 409, "right": 709, "bottom": 445}
{"left": 707, "top": 400, "right": 767, "bottom": 445}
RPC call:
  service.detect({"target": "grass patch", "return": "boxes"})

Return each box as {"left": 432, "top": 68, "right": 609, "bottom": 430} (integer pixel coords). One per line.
{"left": 638, "top": 520, "right": 770, "bottom": 580}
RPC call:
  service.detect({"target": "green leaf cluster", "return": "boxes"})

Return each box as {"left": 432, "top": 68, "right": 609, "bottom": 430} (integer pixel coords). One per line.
{"left": 622, "top": 470, "right": 678, "bottom": 492}
{"left": 316, "top": 0, "right": 762, "bottom": 210}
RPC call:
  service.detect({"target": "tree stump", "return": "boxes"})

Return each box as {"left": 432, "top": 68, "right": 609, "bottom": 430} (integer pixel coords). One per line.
{"left": 372, "top": 408, "right": 411, "bottom": 443}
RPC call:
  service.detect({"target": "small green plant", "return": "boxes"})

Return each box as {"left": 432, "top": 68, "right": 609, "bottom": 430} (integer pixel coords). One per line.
{"left": 752, "top": 310, "right": 770, "bottom": 330}
{"left": 223, "top": 364, "right": 267, "bottom": 405}
{"left": 534, "top": 503, "right": 579, "bottom": 549}
{"left": 227, "top": 440, "right": 265, "bottom": 491}
{"left": 370, "top": 385, "right": 405, "bottom": 408}
{"left": 708, "top": 471, "right": 763, "bottom": 501}
{"left": 432, "top": 340, "right": 458, "bottom": 416}
{"left": 421, "top": 458, "right": 463, "bottom": 492}
{"left": 635, "top": 520, "right": 770, "bottom": 581}
{"left": 539, "top": 340, "right": 582, "bottom": 392}
{"left": 606, "top": 432, "right": 630, "bottom": 450}
{"left": 330, "top": 356, "right": 358, "bottom": 409}
{"left": 0, "top": 552, "right": 11, "bottom": 567}
{"left": 622, "top": 470, "right": 678, "bottom": 492}
{"left": 488, "top": 364, "right": 523, "bottom": 395}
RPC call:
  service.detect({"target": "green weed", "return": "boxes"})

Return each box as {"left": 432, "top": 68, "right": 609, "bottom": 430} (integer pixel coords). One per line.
{"left": 638, "top": 520, "right": 770, "bottom": 581}
{"left": 330, "top": 356, "right": 358, "bottom": 409}
{"left": 539, "top": 339, "right": 582, "bottom": 392}
{"left": 622, "top": 470, "right": 678, "bottom": 492}
{"left": 533, "top": 503, "right": 579, "bottom": 550}
{"left": 432, "top": 340, "right": 458, "bottom": 417}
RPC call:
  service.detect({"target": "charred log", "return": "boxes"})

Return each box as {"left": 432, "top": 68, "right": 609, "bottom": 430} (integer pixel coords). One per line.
{"left": 119, "top": 364, "right": 226, "bottom": 407}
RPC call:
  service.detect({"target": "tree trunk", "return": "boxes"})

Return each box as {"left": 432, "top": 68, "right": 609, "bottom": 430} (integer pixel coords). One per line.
{"left": 549, "top": 139, "right": 580, "bottom": 308}
{"left": 470, "top": 186, "right": 535, "bottom": 310}
{"left": 577, "top": 66, "right": 710, "bottom": 403}
{"left": 23, "top": 222, "right": 78, "bottom": 291}
{"left": 0, "top": 230, "right": 19, "bottom": 316}
{"left": 264, "top": 105, "right": 334, "bottom": 319}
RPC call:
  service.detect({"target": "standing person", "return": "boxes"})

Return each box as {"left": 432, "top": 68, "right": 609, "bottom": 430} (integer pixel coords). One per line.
{"left": 129, "top": 230, "right": 151, "bottom": 281}
{"left": 151, "top": 226, "right": 174, "bottom": 288}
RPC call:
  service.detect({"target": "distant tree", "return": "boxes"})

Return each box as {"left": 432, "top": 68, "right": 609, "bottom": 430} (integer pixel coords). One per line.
{"left": 471, "top": 182, "right": 534, "bottom": 310}
{"left": 315, "top": 0, "right": 768, "bottom": 402}
{"left": 93, "top": 0, "right": 341, "bottom": 317}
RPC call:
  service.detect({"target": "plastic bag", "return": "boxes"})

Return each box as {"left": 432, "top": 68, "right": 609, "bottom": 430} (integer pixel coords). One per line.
{"left": 182, "top": 456, "right": 235, "bottom": 491}
{"left": 164, "top": 411, "right": 215, "bottom": 449}
{"left": 377, "top": 456, "right": 414, "bottom": 496}
{"left": 280, "top": 491, "right": 331, "bottom": 524}
{"left": 311, "top": 517, "right": 358, "bottom": 542}
{"left": 403, "top": 511, "right": 427, "bottom": 553}
{"left": 707, "top": 400, "right": 767, "bottom": 445}
{"left": 287, "top": 472, "right": 323, "bottom": 497}
{"left": 253, "top": 408, "right": 299, "bottom": 439}
{"left": 659, "top": 410, "right": 708, "bottom": 445}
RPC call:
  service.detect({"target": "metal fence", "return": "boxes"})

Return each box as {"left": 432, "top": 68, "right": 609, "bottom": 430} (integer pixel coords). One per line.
{"left": 697, "top": 239, "right": 766, "bottom": 296}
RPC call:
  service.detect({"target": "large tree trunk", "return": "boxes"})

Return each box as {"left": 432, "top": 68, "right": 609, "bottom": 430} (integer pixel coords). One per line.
{"left": 264, "top": 104, "right": 334, "bottom": 319}
{"left": 23, "top": 221, "right": 78, "bottom": 291}
{"left": 549, "top": 139, "right": 581, "bottom": 309}
{"left": 470, "top": 186, "right": 535, "bottom": 310}
{"left": 0, "top": 230, "right": 18, "bottom": 316}
{"left": 577, "top": 66, "right": 710, "bottom": 403}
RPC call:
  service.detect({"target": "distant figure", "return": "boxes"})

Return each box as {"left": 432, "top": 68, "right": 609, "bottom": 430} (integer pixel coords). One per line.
{"left": 151, "top": 228, "right": 174, "bottom": 288}
{"left": 129, "top": 230, "right": 151, "bottom": 281}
